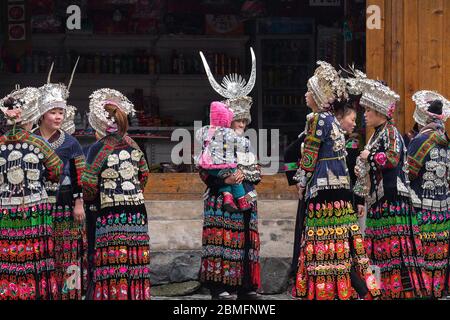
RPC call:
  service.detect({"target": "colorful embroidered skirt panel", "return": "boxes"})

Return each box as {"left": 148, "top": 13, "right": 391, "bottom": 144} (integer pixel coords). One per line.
{"left": 415, "top": 207, "right": 450, "bottom": 298}
{"left": 52, "top": 202, "right": 88, "bottom": 300}
{"left": 0, "top": 203, "right": 58, "bottom": 300}
{"left": 200, "top": 194, "right": 261, "bottom": 291}
{"left": 92, "top": 204, "right": 151, "bottom": 300}
{"left": 294, "top": 190, "right": 380, "bottom": 300}
{"left": 365, "top": 197, "right": 427, "bottom": 299}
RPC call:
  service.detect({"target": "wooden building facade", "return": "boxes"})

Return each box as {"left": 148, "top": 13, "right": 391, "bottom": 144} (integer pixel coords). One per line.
{"left": 367, "top": 0, "right": 450, "bottom": 134}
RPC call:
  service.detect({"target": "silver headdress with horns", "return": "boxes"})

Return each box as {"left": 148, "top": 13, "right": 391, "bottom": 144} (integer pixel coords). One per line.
{"left": 200, "top": 48, "right": 256, "bottom": 124}
{"left": 0, "top": 86, "right": 41, "bottom": 125}
{"left": 38, "top": 57, "right": 79, "bottom": 116}
{"left": 307, "top": 61, "right": 348, "bottom": 111}
{"left": 412, "top": 90, "right": 450, "bottom": 126}
{"left": 88, "top": 88, "right": 135, "bottom": 138}
{"left": 61, "top": 105, "right": 77, "bottom": 135}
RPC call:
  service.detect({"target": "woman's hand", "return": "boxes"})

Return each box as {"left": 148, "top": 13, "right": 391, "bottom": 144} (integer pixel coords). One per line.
{"left": 73, "top": 198, "right": 86, "bottom": 223}
{"left": 360, "top": 150, "right": 370, "bottom": 161}
{"left": 297, "top": 185, "right": 305, "bottom": 200}
{"left": 357, "top": 204, "right": 365, "bottom": 218}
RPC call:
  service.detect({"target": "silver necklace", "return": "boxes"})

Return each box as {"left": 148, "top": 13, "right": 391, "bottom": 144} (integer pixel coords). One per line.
{"left": 49, "top": 130, "right": 65, "bottom": 150}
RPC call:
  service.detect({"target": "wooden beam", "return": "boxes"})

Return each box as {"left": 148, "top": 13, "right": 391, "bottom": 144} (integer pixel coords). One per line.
{"left": 403, "top": 0, "right": 419, "bottom": 133}
{"left": 444, "top": 0, "right": 450, "bottom": 133}
{"left": 366, "top": 0, "right": 386, "bottom": 79}
{"left": 366, "top": 0, "right": 386, "bottom": 140}
{"left": 391, "top": 0, "right": 405, "bottom": 133}
{"left": 418, "top": 0, "right": 444, "bottom": 91}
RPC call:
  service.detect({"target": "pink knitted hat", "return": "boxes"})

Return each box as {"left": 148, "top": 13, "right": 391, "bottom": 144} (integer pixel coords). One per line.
{"left": 210, "top": 101, "right": 234, "bottom": 128}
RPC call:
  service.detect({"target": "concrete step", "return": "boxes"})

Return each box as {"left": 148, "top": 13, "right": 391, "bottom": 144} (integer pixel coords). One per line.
{"left": 146, "top": 200, "right": 298, "bottom": 258}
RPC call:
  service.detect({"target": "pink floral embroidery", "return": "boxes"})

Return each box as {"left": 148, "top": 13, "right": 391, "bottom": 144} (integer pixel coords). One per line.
{"left": 387, "top": 103, "right": 396, "bottom": 118}
{"left": 374, "top": 152, "right": 387, "bottom": 166}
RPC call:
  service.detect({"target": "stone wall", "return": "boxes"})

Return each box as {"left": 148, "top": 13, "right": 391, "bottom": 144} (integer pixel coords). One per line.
{"left": 147, "top": 200, "right": 298, "bottom": 295}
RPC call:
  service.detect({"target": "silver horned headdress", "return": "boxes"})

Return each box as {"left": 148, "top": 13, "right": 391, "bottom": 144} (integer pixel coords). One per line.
{"left": 307, "top": 61, "right": 348, "bottom": 111}
{"left": 200, "top": 47, "right": 256, "bottom": 124}
{"left": 88, "top": 88, "right": 135, "bottom": 138}
{"left": 0, "top": 85, "right": 41, "bottom": 125}
{"left": 38, "top": 57, "right": 79, "bottom": 116}
{"left": 412, "top": 90, "right": 450, "bottom": 126}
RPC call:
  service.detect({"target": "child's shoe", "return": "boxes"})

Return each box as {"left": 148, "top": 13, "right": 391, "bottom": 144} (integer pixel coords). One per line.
{"left": 237, "top": 196, "right": 252, "bottom": 211}
{"left": 223, "top": 192, "right": 238, "bottom": 212}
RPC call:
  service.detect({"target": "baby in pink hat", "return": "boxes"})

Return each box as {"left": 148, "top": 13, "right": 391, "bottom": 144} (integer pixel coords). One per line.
{"left": 195, "top": 101, "right": 253, "bottom": 212}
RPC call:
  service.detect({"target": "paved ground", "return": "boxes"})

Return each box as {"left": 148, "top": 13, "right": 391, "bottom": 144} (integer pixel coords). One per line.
{"left": 153, "top": 293, "right": 295, "bottom": 300}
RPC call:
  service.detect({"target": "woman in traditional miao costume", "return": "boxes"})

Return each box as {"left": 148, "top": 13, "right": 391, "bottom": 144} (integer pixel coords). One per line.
{"left": 197, "top": 48, "right": 261, "bottom": 300}
{"left": 0, "top": 87, "right": 63, "bottom": 300}
{"left": 82, "top": 89, "right": 150, "bottom": 300}
{"left": 407, "top": 91, "right": 450, "bottom": 298}
{"left": 351, "top": 76, "right": 427, "bottom": 299}
{"left": 292, "top": 61, "right": 379, "bottom": 300}
{"left": 34, "top": 65, "right": 87, "bottom": 300}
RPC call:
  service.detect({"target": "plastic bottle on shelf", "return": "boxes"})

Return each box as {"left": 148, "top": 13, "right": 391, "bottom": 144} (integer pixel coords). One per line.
{"left": 114, "top": 55, "right": 121, "bottom": 74}
{"left": 286, "top": 66, "right": 293, "bottom": 87}
{"left": 101, "top": 53, "right": 108, "bottom": 74}
{"left": 178, "top": 53, "right": 185, "bottom": 74}
{"left": 108, "top": 54, "right": 114, "bottom": 74}
{"left": 142, "top": 54, "right": 148, "bottom": 74}
{"left": 171, "top": 50, "right": 179, "bottom": 74}
{"left": 32, "top": 51, "right": 39, "bottom": 74}
{"left": 128, "top": 54, "right": 134, "bottom": 75}
{"left": 214, "top": 53, "right": 219, "bottom": 75}
{"left": 267, "top": 67, "right": 274, "bottom": 88}
{"left": 148, "top": 55, "right": 156, "bottom": 74}
{"left": 134, "top": 55, "right": 141, "bottom": 74}
{"left": 220, "top": 53, "right": 225, "bottom": 76}
{"left": 156, "top": 56, "right": 161, "bottom": 74}
{"left": 121, "top": 54, "right": 128, "bottom": 74}
{"left": 25, "top": 50, "right": 32, "bottom": 74}
{"left": 94, "top": 53, "right": 101, "bottom": 74}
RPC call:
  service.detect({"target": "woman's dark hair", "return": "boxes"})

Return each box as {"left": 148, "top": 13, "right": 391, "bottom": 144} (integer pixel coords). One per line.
{"left": 104, "top": 104, "right": 129, "bottom": 136}
{"left": 334, "top": 101, "right": 356, "bottom": 119}
{"left": 3, "top": 97, "right": 16, "bottom": 110}
{"left": 428, "top": 99, "right": 443, "bottom": 115}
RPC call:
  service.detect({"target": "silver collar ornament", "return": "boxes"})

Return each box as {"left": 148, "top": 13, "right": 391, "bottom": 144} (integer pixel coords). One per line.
{"left": 200, "top": 48, "right": 256, "bottom": 124}
{"left": 412, "top": 90, "right": 450, "bottom": 127}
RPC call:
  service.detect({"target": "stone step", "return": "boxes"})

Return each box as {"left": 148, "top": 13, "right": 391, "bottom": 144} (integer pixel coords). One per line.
{"left": 146, "top": 200, "right": 299, "bottom": 258}
{"left": 146, "top": 200, "right": 298, "bottom": 221}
